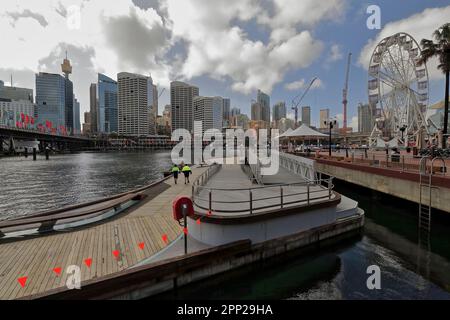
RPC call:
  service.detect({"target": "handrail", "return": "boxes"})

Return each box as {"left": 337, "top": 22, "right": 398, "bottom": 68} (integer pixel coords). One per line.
{"left": 192, "top": 177, "right": 335, "bottom": 215}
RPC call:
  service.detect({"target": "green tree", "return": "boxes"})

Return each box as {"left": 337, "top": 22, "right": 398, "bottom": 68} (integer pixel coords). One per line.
{"left": 418, "top": 23, "right": 450, "bottom": 148}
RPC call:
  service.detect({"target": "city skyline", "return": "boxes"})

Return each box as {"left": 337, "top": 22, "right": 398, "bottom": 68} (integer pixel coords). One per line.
{"left": 1, "top": 1, "right": 449, "bottom": 130}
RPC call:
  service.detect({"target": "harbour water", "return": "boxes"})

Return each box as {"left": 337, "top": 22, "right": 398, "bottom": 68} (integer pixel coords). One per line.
{"left": 0, "top": 152, "right": 449, "bottom": 299}
{"left": 0, "top": 151, "right": 172, "bottom": 220}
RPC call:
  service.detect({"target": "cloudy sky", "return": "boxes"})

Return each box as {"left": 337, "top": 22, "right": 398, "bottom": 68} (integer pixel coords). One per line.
{"left": 0, "top": 0, "right": 449, "bottom": 129}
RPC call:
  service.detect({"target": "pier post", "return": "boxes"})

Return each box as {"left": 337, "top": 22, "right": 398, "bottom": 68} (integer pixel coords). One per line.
{"left": 249, "top": 190, "right": 253, "bottom": 214}
{"left": 24, "top": 147, "right": 28, "bottom": 158}
{"left": 182, "top": 204, "right": 188, "bottom": 255}
{"left": 45, "top": 146, "right": 50, "bottom": 160}
{"left": 33, "top": 148, "right": 37, "bottom": 161}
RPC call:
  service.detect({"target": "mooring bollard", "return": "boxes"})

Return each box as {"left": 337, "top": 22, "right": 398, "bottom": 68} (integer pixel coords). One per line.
{"left": 33, "top": 148, "right": 37, "bottom": 161}
{"left": 24, "top": 147, "right": 28, "bottom": 158}
{"left": 45, "top": 147, "right": 49, "bottom": 160}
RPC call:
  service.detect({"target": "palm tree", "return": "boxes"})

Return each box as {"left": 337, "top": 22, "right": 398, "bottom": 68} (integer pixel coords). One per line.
{"left": 417, "top": 23, "right": 450, "bottom": 148}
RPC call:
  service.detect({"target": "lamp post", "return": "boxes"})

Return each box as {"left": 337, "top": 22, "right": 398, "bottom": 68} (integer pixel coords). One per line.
{"left": 324, "top": 119, "right": 337, "bottom": 157}
{"left": 399, "top": 125, "right": 407, "bottom": 145}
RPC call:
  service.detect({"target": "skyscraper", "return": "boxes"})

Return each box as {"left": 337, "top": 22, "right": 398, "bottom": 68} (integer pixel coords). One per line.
{"left": 222, "top": 98, "right": 230, "bottom": 124}
{"left": 193, "top": 96, "right": 223, "bottom": 134}
{"left": 320, "top": 108, "right": 330, "bottom": 128}
{"left": 0, "top": 80, "right": 33, "bottom": 103}
{"left": 97, "top": 73, "right": 118, "bottom": 133}
{"left": 61, "top": 56, "right": 74, "bottom": 132}
{"left": 301, "top": 106, "right": 311, "bottom": 126}
{"left": 89, "top": 83, "right": 98, "bottom": 133}
{"left": 273, "top": 101, "right": 286, "bottom": 122}
{"left": 36, "top": 72, "right": 66, "bottom": 130}
{"left": 257, "top": 90, "right": 270, "bottom": 123}
{"left": 170, "top": 81, "right": 199, "bottom": 133}
{"left": 231, "top": 107, "right": 240, "bottom": 117}
{"left": 358, "top": 103, "right": 374, "bottom": 133}
{"left": 251, "top": 101, "right": 262, "bottom": 121}
{"left": 118, "top": 72, "right": 153, "bottom": 136}
{"left": 73, "top": 97, "right": 81, "bottom": 134}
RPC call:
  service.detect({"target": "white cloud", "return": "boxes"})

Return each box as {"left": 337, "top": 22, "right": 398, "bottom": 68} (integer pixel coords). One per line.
{"left": 359, "top": 5, "right": 450, "bottom": 82}
{"left": 0, "top": 0, "right": 171, "bottom": 114}
{"left": 285, "top": 78, "right": 323, "bottom": 91}
{"left": 327, "top": 44, "right": 343, "bottom": 63}
{"left": 165, "top": 0, "right": 328, "bottom": 95}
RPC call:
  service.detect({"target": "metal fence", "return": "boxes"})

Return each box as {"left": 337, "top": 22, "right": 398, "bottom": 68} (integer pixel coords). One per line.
{"left": 192, "top": 178, "right": 335, "bottom": 215}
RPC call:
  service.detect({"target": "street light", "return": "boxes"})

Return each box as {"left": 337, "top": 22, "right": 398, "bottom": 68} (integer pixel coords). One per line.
{"left": 324, "top": 119, "right": 337, "bottom": 157}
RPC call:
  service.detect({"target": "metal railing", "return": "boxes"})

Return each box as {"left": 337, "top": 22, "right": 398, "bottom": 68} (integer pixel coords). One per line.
{"left": 191, "top": 163, "right": 222, "bottom": 195}
{"left": 192, "top": 177, "right": 335, "bottom": 215}
{"left": 297, "top": 151, "right": 448, "bottom": 175}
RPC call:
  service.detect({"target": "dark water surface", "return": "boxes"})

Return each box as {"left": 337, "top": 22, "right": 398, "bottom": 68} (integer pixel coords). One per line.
{"left": 0, "top": 151, "right": 172, "bottom": 220}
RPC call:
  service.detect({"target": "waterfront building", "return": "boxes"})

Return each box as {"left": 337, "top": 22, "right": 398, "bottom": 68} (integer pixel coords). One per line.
{"left": 358, "top": 103, "right": 375, "bottom": 134}
{"left": 0, "top": 80, "right": 34, "bottom": 103}
{"left": 73, "top": 97, "right": 81, "bottom": 134}
{"left": 273, "top": 101, "right": 286, "bottom": 122}
{"left": 118, "top": 72, "right": 154, "bottom": 136}
{"left": 0, "top": 98, "right": 35, "bottom": 128}
{"left": 82, "top": 111, "right": 91, "bottom": 134}
{"left": 193, "top": 96, "right": 223, "bottom": 134}
{"left": 61, "top": 56, "right": 74, "bottom": 132}
{"left": 89, "top": 83, "right": 98, "bottom": 133}
{"left": 257, "top": 89, "right": 270, "bottom": 123}
{"left": 96, "top": 73, "right": 118, "bottom": 134}
{"left": 170, "top": 81, "right": 199, "bottom": 133}
{"left": 302, "top": 106, "right": 311, "bottom": 127}
{"left": 35, "top": 72, "right": 66, "bottom": 131}
{"left": 231, "top": 113, "right": 249, "bottom": 129}
{"left": 320, "top": 108, "right": 330, "bottom": 128}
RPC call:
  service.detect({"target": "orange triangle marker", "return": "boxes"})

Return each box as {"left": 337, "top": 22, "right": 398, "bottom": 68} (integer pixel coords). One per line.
{"left": 84, "top": 258, "right": 92, "bottom": 268}
{"left": 138, "top": 242, "right": 145, "bottom": 250}
{"left": 183, "top": 227, "right": 188, "bottom": 235}
{"left": 18, "top": 276, "right": 27, "bottom": 288}
{"left": 162, "top": 234, "right": 168, "bottom": 243}
{"left": 112, "top": 250, "right": 120, "bottom": 259}
{"left": 196, "top": 218, "right": 201, "bottom": 225}
{"left": 53, "top": 267, "right": 62, "bottom": 275}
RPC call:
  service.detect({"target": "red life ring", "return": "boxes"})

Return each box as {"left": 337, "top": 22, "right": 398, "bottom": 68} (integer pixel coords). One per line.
{"left": 172, "top": 196, "right": 194, "bottom": 221}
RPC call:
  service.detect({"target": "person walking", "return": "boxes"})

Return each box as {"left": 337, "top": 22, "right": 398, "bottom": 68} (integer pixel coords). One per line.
{"left": 181, "top": 164, "right": 192, "bottom": 184}
{"left": 171, "top": 164, "right": 180, "bottom": 184}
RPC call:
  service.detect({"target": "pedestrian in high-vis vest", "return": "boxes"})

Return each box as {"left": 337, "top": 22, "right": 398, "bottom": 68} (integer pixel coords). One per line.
{"left": 171, "top": 164, "right": 180, "bottom": 184}
{"left": 181, "top": 164, "right": 192, "bottom": 184}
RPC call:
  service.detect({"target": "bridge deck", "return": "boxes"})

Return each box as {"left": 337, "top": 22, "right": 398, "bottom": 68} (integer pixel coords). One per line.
{"left": 0, "top": 167, "right": 207, "bottom": 300}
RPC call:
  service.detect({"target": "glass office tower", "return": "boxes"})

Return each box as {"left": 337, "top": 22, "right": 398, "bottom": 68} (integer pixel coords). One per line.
{"left": 97, "top": 73, "right": 118, "bottom": 133}
{"left": 35, "top": 72, "right": 66, "bottom": 129}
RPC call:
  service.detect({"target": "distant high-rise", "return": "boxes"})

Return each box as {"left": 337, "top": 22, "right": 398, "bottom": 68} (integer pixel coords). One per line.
{"left": 222, "top": 98, "right": 230, "bottom": 123}
{"left": 73, "top": 97, "right": 81, "bottom": 134}
{"left": 358, "top": 103, "right": 374, "bottom": 133}
{"left": 170, "top": 81, "right": 199, "bottom": 133}
{"left": 320, "top": 109, "right": 330, "bottom": 128}
{"left": 231, "top": 107, "right": 240, "bottom": 117}
{"left": 0, "top": 80, "right": 34, "bottom": 103}
{"left": 257, "top": 90, "right": 270, "bottom": 123}
{"left": 82, "top": 111, "right": 91, "bottom": 134}
{"left": 96, "top": 73, "right": 118, "bottom": 133}
{"left": 61, "top": 56, "right": 74, "bottom": 132}
{"left": 251, "top": 101, "right": 262, "bottom": 121}
{"left": 36, "top": 72, "right": 66, "bottom": 130}
{"left": 193, "top": 96, "right": 223, "bottom": 134}
{"left": 273, "top": 101, "right": 286, "bottom": 122}
{"left": 89, "top": 83, "right": 98, "bottom": 133}
{"left": 301, "top": 106, "right": 311, "bottom": 126}
{"left": 118, "top": 72, "right": 153, "bottom": 136}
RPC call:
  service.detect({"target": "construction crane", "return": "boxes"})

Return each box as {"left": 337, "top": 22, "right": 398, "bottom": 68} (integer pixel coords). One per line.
{"left": 291, "top": 77, "right": 317, "bottom": 127}
{"left": 342, "top": 53, "right": 352, "bottom": 131}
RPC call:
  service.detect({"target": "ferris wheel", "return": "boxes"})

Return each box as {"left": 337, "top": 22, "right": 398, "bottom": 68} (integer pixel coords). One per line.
{"left": 368, "top": 32, "right": 429, "bottom": 146}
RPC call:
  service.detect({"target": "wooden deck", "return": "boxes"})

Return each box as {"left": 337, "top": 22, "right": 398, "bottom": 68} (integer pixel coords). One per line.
{"left": 0, "top": 167, "right": 208, "bottom": 300}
